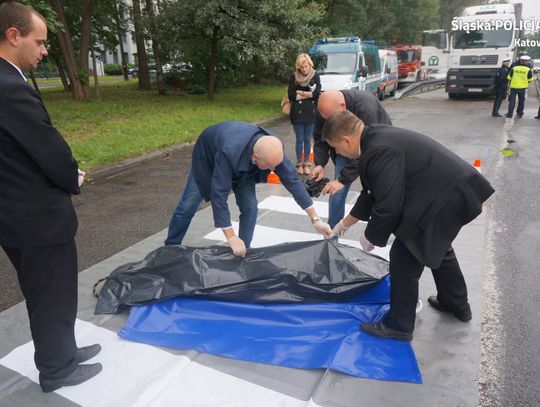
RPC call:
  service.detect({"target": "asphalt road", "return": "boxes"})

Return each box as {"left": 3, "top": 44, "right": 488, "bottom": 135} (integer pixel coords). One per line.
{"left": 1, "top": 86, "right": 539, "bottom": 406}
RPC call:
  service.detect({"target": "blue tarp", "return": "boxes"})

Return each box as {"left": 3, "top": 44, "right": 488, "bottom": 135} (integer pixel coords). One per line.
{"left": 119, "top": 276, "right": 422, "bottom": 384}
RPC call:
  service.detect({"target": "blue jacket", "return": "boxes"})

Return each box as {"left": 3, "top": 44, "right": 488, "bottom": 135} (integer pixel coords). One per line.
{"left": 191, "top": 121, "right": 313, "bottom": 228}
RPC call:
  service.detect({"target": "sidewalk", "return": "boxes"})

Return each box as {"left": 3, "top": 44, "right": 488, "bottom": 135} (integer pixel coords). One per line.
{"left": 0, "top": 174, "right": 486, "bottom": 406}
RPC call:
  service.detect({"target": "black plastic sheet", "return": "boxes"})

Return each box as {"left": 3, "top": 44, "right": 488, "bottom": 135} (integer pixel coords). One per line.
{"left": 94, "top": 240, "right": 389, "bottom": 315}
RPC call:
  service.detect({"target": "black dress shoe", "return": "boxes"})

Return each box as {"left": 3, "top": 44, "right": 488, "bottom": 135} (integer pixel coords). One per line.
{"left": 40, "top": 363, "right": 102, "bottom": 393}
{"left": 517, "top": 114, "right": 523, "bottom": 118}
{"left": 76, "top": 344, "right": 102, "bottom": 364}
{"left": 505, "top": 114, "right": 513, "bottom": 118}
{"left": 427, "top": 295, "right": 472, "bottom": 322}
{"left": 492, "top": 113, "right": 502, "bottom": 117}
{"left": 534, "top": 116, "right": 540, "bottom": 119}
{"left": 360, "top": 321, "right": 413, "bottom": 342}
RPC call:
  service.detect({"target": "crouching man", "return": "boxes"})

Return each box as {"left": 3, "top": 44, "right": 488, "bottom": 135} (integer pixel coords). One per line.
{"left": 324, "top": 110, "right": 494, "bottom": 341}
{"left": 165, "top": 121, "right": 332, "bottom": 255}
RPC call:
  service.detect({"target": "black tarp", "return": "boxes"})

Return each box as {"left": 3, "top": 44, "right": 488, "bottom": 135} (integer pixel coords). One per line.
{"left": 94, "top": 240, "right": 389, "bottom": 315}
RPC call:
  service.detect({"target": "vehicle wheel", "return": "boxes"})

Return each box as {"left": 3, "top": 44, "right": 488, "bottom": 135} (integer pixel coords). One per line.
{"left": 448, "top": 92, "right": 457, "bottom": 99}
{"left": 389, "top": 86, "right": 396, "bottom": 97}
{"left": 378, "top": 88, "right": 385, "bottom": 101}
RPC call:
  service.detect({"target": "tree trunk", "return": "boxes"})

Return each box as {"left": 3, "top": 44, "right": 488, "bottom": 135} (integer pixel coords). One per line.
{"left": 132, "top": 0, "right": 150, "bottom": 89}
{"left": 207, "top": 25, "right": 219, "bottom": 101}
{"left": 114, "top": 0, "right": 129, "bottom": 81}
{"left": 48, "top": 0, "right": 86, "bottom": 100}
{"left": 91, "top": 43, "right": 100, "bottom": 98}
{"left": 54, "top": 59, "right": 70, "bottom": 92}
{"left": 29, "top": 71, "right": 41, "bottom": 95}
{"left": 145, "top": 0, "right": 165, "bottom": 95}
{"left": 78, "top": 0, "right": 96, "bottom": 100}
{"left": 252, "top": 55, "right": 262, "bottom": 84}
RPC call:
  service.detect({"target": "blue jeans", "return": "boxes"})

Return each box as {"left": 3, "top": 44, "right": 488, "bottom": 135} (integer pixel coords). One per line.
{"left": 328, "top": 154, "right": 354, "bottom": 228}
{"left": 507, "top": 88, "right": 526, "bottom": 117}
{"left": 293, "top": 122, "right": 314, "bottom": 163}
{"left": 165, "top": 171, "right": 258, "bottom": 247}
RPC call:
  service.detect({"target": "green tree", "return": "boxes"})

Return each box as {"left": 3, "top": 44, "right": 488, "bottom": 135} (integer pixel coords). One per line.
{"left": 158, "top": 0, "right": 326, "bottom": 100}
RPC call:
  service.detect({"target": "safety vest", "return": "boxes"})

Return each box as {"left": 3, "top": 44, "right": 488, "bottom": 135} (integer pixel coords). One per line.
{"left": 507, "top": 65, "right": 533, "bottom": 89}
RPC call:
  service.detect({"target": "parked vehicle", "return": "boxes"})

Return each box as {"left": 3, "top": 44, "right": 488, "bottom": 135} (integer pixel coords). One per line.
{"left": 309, "top": 37, "right": 381, "bottom": 94}
{"left": 377, "top": 49, "right": 398, "bottom": 100}
{"left": 395, "top": 44, "right": 426, "bottom": 84}
{"left": 532, "top": 59, "right": 540, "bottom": 74}
{"left": 421, "top": 30, "right": 450, "bottom": 80}
{"left": 446, "top": 3, "right": 523, "bottom": 98}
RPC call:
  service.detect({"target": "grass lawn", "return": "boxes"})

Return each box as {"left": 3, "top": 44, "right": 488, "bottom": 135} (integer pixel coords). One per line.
{"left": 39, "top": 78, "right": 286, "bottom": 170}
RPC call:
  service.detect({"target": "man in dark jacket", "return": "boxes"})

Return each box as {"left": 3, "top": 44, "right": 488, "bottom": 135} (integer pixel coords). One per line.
{"left": 0, "top": 2, "right": 101, "bottom": 392}
{"left": 311, "top": 89, "right": 392, "bottom": 228}
{"left": 491, "top": 57, "right": 510, "bottom": 117}
{"left": 323, "top": 110, "right": 494, "bottom": 341}
{"left": 165, "top": 121, "right": 331, "bottom": 255}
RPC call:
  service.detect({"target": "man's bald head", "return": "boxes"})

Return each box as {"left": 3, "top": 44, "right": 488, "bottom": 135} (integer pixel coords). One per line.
{"left": 252, "top": 136, "right": 284, "bottom": 171}
{"left": 318, "top": 90, "right": 346, "bottom": 119}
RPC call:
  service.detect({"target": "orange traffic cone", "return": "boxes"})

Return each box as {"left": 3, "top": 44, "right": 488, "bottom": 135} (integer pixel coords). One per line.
{"left": 473, "top": 159, "right": 482, "bottom": 173}
{"left": 267, "top": 171, "right": 281, "bottom": 184}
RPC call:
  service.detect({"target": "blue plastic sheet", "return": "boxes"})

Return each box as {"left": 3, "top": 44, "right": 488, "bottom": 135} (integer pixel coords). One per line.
{"left": 119, "top": 276, "right": 422, "bottom": 383}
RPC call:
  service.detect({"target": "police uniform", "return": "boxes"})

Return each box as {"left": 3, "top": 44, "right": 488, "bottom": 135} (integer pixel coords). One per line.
{"left": 491, "top": 58, "right": 510, "bottom": 117}
{"left": 506, "top": 56, "right": 534, "bottom": 118}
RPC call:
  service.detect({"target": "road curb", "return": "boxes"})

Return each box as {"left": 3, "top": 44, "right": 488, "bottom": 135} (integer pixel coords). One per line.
{"left": 88, "top": 115, "right": 287, "bottom": 181}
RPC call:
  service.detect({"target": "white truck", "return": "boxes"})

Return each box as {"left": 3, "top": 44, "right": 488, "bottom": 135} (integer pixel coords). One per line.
{"left": 445, "top": 3, "right": 523, "bottom": 99}
{"left": 421, "top": 30, "right": 450, "bottom": 80}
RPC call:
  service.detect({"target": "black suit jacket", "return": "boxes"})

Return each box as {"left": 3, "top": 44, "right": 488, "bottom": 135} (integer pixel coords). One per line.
{"left": 350, "top": 124, "right": 494, "bottom": 268}
{"left": 0, "top": 57, "right": 79, "bottom": 247}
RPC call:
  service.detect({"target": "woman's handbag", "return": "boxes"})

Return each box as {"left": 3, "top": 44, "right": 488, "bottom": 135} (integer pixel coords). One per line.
{"left": 281, "top": 91, "right": 291, "bottom": 115}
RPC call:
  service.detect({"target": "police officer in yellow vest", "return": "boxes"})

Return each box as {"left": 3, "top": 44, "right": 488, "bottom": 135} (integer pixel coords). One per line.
{"left": 505, "top": 55, "right": 534, "bottom": 118}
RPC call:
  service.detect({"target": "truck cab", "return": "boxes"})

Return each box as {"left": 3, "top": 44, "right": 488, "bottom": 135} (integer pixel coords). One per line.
{"left": 422, "top": 30, "right": 450, "bottom": 80}
{"left": 309, "top": 37, "right": 381, "bottom": 94}
{"left": 445, "top": 3, "right": 523, "bottom": 98}
{"left": 395, "top": 45, "right": 426, "bottom": 83}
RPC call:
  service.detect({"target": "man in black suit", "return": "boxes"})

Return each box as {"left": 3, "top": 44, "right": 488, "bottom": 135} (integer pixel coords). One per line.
{"left": 0, "top": 2, "right": 101, "bottom": 392}
{"left": 324, "top": 110, "right": 494, "bottom": 341}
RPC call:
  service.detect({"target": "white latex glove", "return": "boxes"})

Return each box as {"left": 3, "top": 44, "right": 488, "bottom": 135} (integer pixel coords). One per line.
{"left": 329, "top": 220, "right": 349, "bottom": 239}
{"left": 322, "top": 180, "right": 345, "bottom": 196}
{"left": 313, "top": 220, "right": 332, "bottom": 239}
{"left": 227, "top": 235, "right": 247, "bottom": 257}
{"left": 311, "top": 165, "right": 324, "bottom": 182}
{"left": 78, "top": 169, "right": 86, "bottom": 187}
{"left": 359, "top": 234, "right": 374, "bottom": 252}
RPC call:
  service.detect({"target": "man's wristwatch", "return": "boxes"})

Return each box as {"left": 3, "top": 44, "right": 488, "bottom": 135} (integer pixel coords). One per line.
{"left": 310, "top": 216, "right": 321, "bottom": 224}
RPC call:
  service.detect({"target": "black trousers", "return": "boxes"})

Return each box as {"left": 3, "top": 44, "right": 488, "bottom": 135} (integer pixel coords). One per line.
{"left": 383, "top": 238, "right": 469, "bottom": 333}
{"left": 492, "top": 90, "right": 506, "bottom": 115}
{"left": 2, "top": 239, "right": 79, "bottom": 380}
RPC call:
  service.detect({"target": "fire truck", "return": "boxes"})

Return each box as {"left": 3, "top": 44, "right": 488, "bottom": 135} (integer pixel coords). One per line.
{"left": 394, "top": 44, "right": 427, "bottom": 84}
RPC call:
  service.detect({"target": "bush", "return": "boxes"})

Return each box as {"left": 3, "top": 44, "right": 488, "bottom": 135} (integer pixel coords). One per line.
{"left": 164, "top": 71, "right": 187, "bottom": 88}
{"left": 104, "top": 63, "right": 123, "bottom": 76}
{"left": 186, "top": 83, "right": 206, "bottom": 94}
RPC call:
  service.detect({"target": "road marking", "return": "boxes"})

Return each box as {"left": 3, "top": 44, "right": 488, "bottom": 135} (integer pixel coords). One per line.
{"left": 0, "top": 319, "right": 319, "bottom": 406}
{"left": 203, "top": 222, "right": 390, "bottom": 260}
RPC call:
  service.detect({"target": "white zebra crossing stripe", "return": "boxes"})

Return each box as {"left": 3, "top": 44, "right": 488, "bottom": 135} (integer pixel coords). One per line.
{"left": 203, "top": 222, "right": 390, "bottom": 260}
{"left": 257, "top": 195, "right": 359, "bottom": 220}
{"left": 0, "top": 319, "right": 320, "bottom": 406}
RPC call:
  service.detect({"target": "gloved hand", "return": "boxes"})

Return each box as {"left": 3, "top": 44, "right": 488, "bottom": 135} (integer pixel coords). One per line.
{"left": 227, "top": 235, "right": 247, "bottom": 257}
{"left": 78, "top": 169, "right": 86, "bottom": 187}
{"left": 359, "top": 234, "right": 374, "bottom": 252}
{"left": 311, "top": 165, "right": 325, "bottom": 182}
{"left": 313, "top": 220, "right": 332, "bottom": 239}
{"left": 329, "top": 220, "right": 349, "bottom": 238}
